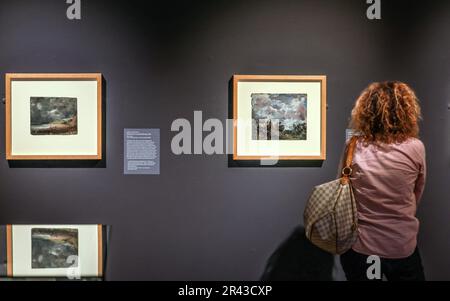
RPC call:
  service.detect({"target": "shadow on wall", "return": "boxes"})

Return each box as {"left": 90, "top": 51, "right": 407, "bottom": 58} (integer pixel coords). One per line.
{"left": 260, "top": 226, "right": 335, "bottom": 281}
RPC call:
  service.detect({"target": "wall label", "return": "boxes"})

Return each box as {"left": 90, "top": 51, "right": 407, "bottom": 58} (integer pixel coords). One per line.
{"left": 124, "top": 129, "right": 160, "bottom": 175}
{"left": 346, "top": 129, "right": 356, "bottom": 142}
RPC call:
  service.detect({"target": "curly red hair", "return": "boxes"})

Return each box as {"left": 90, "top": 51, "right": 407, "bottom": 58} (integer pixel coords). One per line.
{"left": 350, "top": 81, "right": 422, "bottom": 144}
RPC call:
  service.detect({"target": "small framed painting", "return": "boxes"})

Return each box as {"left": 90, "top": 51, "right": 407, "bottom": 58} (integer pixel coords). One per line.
{"left": 233, "top": 75, "right": 327, "bottom": 161}
{"left": 6, "top": 225, "right": 103, "bottom": 278}
{"left": 5, "top": 73, "right": 102, "bottom": 160}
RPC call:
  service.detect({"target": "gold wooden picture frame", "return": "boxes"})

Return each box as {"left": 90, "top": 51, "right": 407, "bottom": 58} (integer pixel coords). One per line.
{"left": 233, "top": 75, "right": 327, "bottom": 161}
{"left": 5, "top": 73, "right": 102, "bottom": 160}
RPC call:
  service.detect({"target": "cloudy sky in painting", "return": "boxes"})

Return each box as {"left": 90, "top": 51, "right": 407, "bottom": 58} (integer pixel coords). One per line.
{"left": 30, "top": 97, "right": 77, "bottom": 126}
{"left": 251, "top": 94, "right": 307, "bottom": 130}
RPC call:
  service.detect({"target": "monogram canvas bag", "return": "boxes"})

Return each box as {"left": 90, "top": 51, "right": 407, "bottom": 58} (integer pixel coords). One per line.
{"left": 303, "top": 137, "right": 359, "bottom": 255}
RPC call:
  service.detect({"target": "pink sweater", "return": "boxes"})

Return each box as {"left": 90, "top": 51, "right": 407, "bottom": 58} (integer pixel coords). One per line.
{"left": 348, "top": 138, "right": 426, "bottom": 259}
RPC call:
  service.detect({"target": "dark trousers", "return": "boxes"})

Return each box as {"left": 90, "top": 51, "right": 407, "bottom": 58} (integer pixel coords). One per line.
{"left": 340, "top": 248, "right": 425, "bottom": 281}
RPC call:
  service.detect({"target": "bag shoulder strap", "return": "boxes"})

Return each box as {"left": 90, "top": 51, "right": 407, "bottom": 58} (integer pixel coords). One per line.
{"left": 345, "top": 136, "right": 358, "bottom": 168}
{"left": 341, "top": 136, "right": 358, "bottom": 183}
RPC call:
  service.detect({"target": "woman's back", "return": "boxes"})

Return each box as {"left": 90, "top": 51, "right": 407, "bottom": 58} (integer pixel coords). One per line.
{"left": 350, "top": 138, "right": 426, "bottom": 258}
{"left": 340, "top": 81, "right": 426, "bottom": 281}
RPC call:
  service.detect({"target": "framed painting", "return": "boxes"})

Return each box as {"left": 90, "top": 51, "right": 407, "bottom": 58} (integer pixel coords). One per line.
{"left": 233, "top": 75, "right": 327, "bottom": 161}
{"left": 6, "top": 225, "right": 103, "bottom": 278}
{"left": 5, "top": 73, "right": 102, "bottom": 160}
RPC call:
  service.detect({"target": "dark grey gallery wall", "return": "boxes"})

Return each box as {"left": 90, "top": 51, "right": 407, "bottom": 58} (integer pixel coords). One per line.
{"left": 0, "top": 0, "right": 449, "bottom": 280}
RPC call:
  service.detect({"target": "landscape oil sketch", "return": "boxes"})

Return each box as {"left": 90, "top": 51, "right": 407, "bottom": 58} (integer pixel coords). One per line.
{"left": 30, "top": 97, "right": 78, "bottom": 136}
{"left": 31, "top": 228, "right": 79, "bottom": 269}
{"left": 252, "top": 93, "right": 307, "bottom": 140}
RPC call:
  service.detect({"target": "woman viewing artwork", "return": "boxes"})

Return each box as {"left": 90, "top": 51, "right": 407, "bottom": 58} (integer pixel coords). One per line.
{"left": 340, "top": 81, "right": 426, "bottom": 281}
